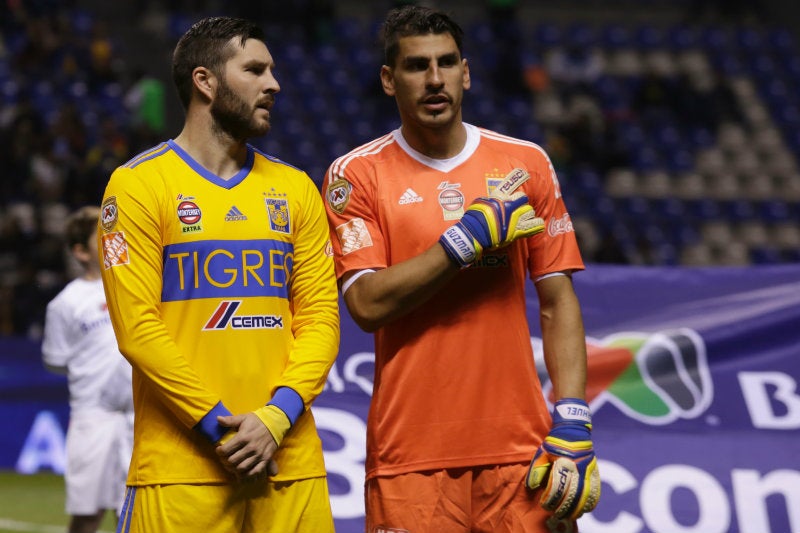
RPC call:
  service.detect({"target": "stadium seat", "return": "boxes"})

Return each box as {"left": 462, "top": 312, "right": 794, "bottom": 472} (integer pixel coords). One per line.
{"left": 714, "top": 240, "right": 750, "bottom": 265}
{"left": 772, "top": 222, "right": 800, "bottom": 249}
{"left": 680, "top": 242, "right": 714, "bottom": 266}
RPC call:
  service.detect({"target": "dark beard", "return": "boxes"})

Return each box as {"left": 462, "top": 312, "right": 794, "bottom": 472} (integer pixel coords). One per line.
{"left": 210, "top": 78, "right": 270, "bottom": 140}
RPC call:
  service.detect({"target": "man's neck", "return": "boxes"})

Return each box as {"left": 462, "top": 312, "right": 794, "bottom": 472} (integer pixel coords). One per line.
{"left": 173, "top": 115, "right": 248, "bottom": 180}
{"left": 400, "top": 121, "right": 467, "bottom": 160}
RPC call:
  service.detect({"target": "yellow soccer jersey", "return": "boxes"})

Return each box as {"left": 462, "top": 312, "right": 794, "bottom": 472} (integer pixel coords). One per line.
{"left": 98, "top": 140, "right": 339, "bottom": 485}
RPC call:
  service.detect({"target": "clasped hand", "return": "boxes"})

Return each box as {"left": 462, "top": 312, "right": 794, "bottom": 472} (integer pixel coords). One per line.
{"left": 215, "top": 412, "right": 279, "bottom": 481}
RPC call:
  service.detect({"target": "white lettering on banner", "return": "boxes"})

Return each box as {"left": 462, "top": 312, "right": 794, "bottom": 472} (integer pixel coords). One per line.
{"left": 15, "top": 411, "right": 65, "bottom": 474}
{"left": 313, "top": 407, "right": 366, "bottom": 519}
{"left": 733, "top": 469, "right": 800, "bottom": 533}
{"left": 582, "top": 461, "right": 800, "bottom": 533}
{"left": 640, "top": 465, "right": 730, "bottom": 533}
{"left": 581, "top": 461, "right": 642, "bottom": 533}
{"left": 738, "top": 371, "right": 800, "bottom": 429}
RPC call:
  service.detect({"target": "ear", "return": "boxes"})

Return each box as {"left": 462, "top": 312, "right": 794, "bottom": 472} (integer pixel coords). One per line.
{"left": 462, "top": 58, "right": 471, "bottom": 90}
{"left": 380, "top": 65, "right": 396, "bottom": 97}
{"left": 192, "top": 66, "right": 216, "bottom": 103}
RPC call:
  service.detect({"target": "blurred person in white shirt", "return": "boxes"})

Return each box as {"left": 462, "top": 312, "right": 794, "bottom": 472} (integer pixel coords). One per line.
{"left": 41, "top": 205, "right": 133, "bottom": 533}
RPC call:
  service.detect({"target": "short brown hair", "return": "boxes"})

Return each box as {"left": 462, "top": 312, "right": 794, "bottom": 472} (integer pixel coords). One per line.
{"left": 65, "top": 206, "right": 100, "bottom": 248}
{"left": 172, "top": 16, "right": 266, "bottom": 109}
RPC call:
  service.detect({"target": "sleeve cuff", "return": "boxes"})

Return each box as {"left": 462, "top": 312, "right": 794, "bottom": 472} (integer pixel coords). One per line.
{"left": 552, "top": 398, "right": 591, "bottom": 425}
{"left": 267, "top": 387, "right": 304, "bottom": 425}
{"left": 193, "top": 401, "right": 233, "bottom": 443}
{"left": 254, "top": 405, "right": 292, "bottom": 446}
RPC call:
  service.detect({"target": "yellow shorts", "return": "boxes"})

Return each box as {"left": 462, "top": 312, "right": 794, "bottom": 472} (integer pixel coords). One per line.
{"left": 117, "top": 477, "right": 334, "bottom": 533}
{"left": 365, "top": 463, "right": 577, "bottom": 533}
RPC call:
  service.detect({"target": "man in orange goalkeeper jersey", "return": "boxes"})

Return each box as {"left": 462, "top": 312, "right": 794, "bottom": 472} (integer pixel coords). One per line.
{"left": 323, "top": 5, "right": 600, "bottom": 532}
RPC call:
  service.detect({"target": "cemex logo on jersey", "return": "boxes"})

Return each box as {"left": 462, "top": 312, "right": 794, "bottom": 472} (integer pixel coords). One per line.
{"left": 535, "top": 328, "right": 713, "bottom": 424}
{"left": 203, "top": 301, "right": 284, "bottom": 331}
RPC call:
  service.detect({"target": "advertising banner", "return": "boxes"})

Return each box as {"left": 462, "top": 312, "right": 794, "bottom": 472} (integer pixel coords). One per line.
{"left": 2, "top": 264, "right": 799, "bottom": 533}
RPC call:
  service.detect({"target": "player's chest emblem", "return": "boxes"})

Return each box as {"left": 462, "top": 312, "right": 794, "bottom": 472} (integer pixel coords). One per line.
{"left": 265, "top": 197, "right": 290, "bottom": 234}
{"left": 437, "top": 181, "right": 464, "bottom": 221}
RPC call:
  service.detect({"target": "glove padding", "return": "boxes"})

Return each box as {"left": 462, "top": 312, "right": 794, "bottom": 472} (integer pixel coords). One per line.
{"left": 439, "top": 168, "right": 545, "bottom": 268}
{"left": 526, "top": 398, "right": 601, "bottom": 521}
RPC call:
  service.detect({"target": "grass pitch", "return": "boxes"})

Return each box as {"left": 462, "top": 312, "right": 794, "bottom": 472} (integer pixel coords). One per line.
{"left": 0, "top": 471, "right": 115, "bottom": 533}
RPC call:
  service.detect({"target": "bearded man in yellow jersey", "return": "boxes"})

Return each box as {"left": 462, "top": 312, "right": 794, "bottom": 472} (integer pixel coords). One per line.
{"left": 324, "top": 6, "right": 600, "bottom": 533}
{"left": 98, "top": 17, "right": 339, "bottom": 533}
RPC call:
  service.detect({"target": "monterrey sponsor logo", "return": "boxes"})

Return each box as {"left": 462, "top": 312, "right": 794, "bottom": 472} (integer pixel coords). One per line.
{"left": 177, "top": 201, "right": 201, "bottom": 224}
{"left": 204, "top": 301, "right": 284, "bottom": 330}
{"left": 534, "top": 328, "right": 713, "bottom": 425}
{"left": 438, "top": 188, "right": 464, "bottom": 211}
{"left": 438, "top": 187, "right": 465, "bottom": 221}
{"left": 548, "top": 213, "right": 574, "bottom": 237}
{"left": 100, "top": 196, "right": 118, "bottom": 232}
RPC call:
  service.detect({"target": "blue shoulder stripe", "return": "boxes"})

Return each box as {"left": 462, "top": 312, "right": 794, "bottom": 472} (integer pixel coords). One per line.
{"left": 123, "top": 142, "right": 171, "bottom": 169}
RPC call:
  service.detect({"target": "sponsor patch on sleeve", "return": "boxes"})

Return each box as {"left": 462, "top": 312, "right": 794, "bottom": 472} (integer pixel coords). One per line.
{"left": 548, "top": 213, "right": 574, "bottom": 237}
{"left": 102, "top": 232, "right": 130, "bottom": 269}
{"left": 335, "top": 218, "right": 373, "bottom": 255}
{"left": 326, "top": 179, "right": 352, "bottom": 214}
{"left": 100, "top": 196, "right": 118, "bottom": 232}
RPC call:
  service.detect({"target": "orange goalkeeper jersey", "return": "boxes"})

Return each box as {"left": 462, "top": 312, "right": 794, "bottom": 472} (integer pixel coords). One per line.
{"left": 324, "top": 124, "right": 584, "bottom": 479}
{"left": 99, "top": 141, "right": 339, "bottom": 485}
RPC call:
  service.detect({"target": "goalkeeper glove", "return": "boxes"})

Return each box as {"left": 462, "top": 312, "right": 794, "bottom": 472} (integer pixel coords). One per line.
{"left": 526, "top": 398, "right": 601, "bottom": 520}
{"left": 439, "top": 168, "right": 545, "bottom": 268}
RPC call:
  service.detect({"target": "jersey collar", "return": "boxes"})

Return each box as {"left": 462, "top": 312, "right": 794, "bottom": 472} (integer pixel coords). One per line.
{"left": 167, "top": 139, "right": 254, "bottom": 190}
{"left": 392, "top": 123, "right": 480, "bottom": 173}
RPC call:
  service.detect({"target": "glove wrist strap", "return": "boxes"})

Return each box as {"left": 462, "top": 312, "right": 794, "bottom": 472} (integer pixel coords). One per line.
{"left": 439, "top": 224, "right": 477, "bottom": 268}
{"left": 552, "top": 398, "right": 591, "bottom": 427}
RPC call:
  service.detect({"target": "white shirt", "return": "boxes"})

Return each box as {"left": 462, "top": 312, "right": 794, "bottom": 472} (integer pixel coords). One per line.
{"left": 42, "top": 278, "right": 132, "bottom": 413}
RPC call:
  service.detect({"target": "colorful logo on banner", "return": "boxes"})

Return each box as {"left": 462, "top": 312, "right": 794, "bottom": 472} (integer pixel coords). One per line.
{"left": 535, "top": 328, "right": 713, "bottom": 424}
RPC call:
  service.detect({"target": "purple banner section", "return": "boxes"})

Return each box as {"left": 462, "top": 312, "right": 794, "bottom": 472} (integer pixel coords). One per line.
{"left": 2, "top": 264, "right": 799, "bottom": 533}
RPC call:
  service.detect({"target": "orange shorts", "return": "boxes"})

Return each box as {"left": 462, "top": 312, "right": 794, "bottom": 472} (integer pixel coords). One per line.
{"left": 365, "top": 463, "right": 577, "bottom": 533}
